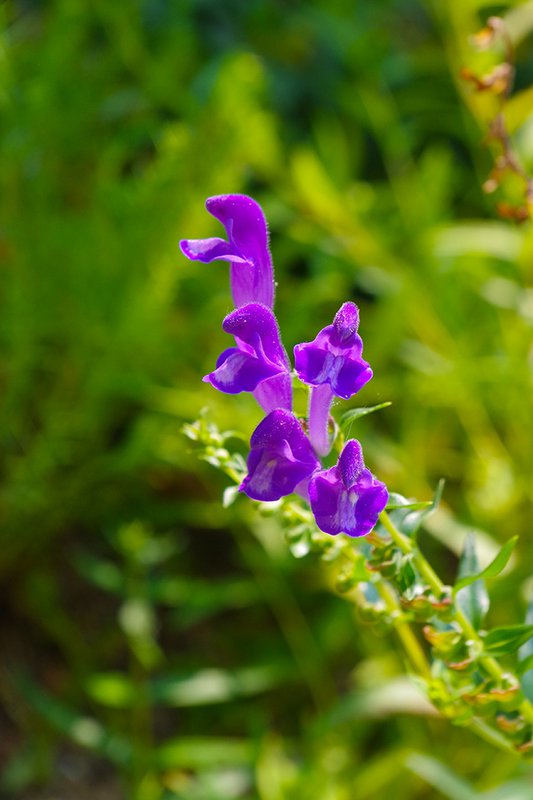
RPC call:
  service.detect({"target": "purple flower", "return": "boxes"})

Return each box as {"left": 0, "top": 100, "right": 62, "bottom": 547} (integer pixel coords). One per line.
{"left": 204, "top": 303, "right": 292, "bottom": 413}
{"left": 294, "top": 302, "right": 373, "bottom": 456}
{"left": 309, "top": 440, "right": 388, "bottom": 537}
{"left": 294, "top": 302, "right": 372, "bottom": 399}
{"left": 240, "top": 409, "right": 320, "bottom": 502}
{"left": 180, "top": 194, "right": 275, "bottom": 309}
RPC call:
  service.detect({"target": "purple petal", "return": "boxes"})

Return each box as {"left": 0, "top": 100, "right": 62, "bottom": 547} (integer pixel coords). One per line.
{"left": 179, "top": 237, "right": 249, "bottom": 265}
{"left": 309, "top": 440, "right": 388, "bottom": 537}
{"left": 253, "top": 372, "right": 292, "bottom": 413}
{"left": 353, "top": 483, "right": 389, "bottom": 537}
{"left": 308, "top": 383, "right": 334, "bottom": 456}
{"left": 223, "top": 303, "right": 289, "bottom": 370}
{"left": 337, "top": 439, "right": 364, "bottom": 488}
{"left": 204, "top": 348, "right": 280, "bottom": 394}
{"left": 330, "top": 302, "right": 361, "bottom": 348}
{"left": 331, "top": 358, "right": 373, "bottom": 400}
{"left": 293, "top": 302, "right": 371, "bottom": 399}
{"left": 207, "top": 195, "right": 275, "bottom": 308}
{"left": 242, "top": 444, "right": 314, "bottom": 501}
{"left": 308, "top": 469, "right": 342, "bottom": 534}
{"left": 205, "top": 304, "right": 292, "bottom": 406}
{"left": 293, "top": 342, "right": 330, "bottom": 385}
{"left": 240, "top": 410, "right": 319, "bottom": 501}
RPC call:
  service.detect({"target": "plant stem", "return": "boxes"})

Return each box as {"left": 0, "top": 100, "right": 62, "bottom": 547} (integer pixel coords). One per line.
{"left": 374, "top": 579, "right": 432, "bottom": 680}
{"left": 379, "top": 510, "right": 533, "bottom": 727}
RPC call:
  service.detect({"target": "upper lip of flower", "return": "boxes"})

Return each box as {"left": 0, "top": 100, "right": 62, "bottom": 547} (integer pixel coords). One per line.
{"left": 239, "top": 409, "right": 320, "bottom": 502}
{"left": 179, "top": 194, "right": 275, "bottom": 309}
{"left": 203, "top": 302, "right": 293, "bottom": 412}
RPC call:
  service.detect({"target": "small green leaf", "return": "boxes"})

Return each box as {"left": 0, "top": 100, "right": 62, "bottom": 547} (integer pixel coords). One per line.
{"left": 384, "top": 480, "right": 444, "bottom": 538}
{"left": 505, "top": 85, "right": 533, "bottom": 133}
{"left": 397, "top": 555, "right": 417, "bottom": 595}
{"left": 456, "top": 533, "right": 489, "bottom": 630}
{"left": 222, "top": 485, "right": 240, "bottom": 508}
{"left": 406, "top": 752, "right": 477, "bottom": 800}
{"left": 453, "top": 536, "right": 518, "bottom": 593}
{"left": 85, "top": 673, "right": 135, "bottom": 708}
{"left": 484, "top": 625, "right": 533, "bottom": 656}
{"left": 386, "top": 498, "right": 432, "bottom": 511}
{"left": 156, "top": 737, "right": 253, "bottom": 770}
{"left": 340, "top": 402, "right": 391, "bottom": 434}
{"left": 517, "top": 653, "right": 533, "bottom": 676}
{"left": 153, "top": 665, "right": 288, "bottom": 707}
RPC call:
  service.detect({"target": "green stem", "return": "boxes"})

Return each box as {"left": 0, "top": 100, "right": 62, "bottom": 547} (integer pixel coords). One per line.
{"left": 338, "top": 539, "right": 432, "bottom": 680}
{"left": 374, "top": 579, "right": 432, "bottom": 680}
{"left": 379, "top": 510, "right": 533, "bottom": 728}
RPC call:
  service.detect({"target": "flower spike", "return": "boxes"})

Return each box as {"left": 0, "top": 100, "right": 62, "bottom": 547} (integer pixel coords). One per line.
{"left": 180, "top": 194, "right": 275, "bottom": 309}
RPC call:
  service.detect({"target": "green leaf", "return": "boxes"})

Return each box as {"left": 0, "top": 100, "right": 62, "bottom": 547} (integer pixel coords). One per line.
{"left": 155, "top": 737, "right": 253, "bottom": 770}
{"left": 456, "top": 533, "right": 489, "bottom": 630}
{"left": 85, "top": 673, "right": 135, "bottom": 708}
{"left": 222, "top": 485, "right": 240, "bottom": 508}
{"left": 384, "top": 480, "right": 444, "bottom": 538}
{"left": 505, "top": 85, "right": 533, "bottom": 133}
{"left": 483, "top": 779, "right": 533, "bottom": 800}
{"left": 152, "top": 665, "right": 288, "bottom": 707}
{"left": 517, "top": 653, "right": 533, "bottom": 676}
{"left": 484, "top": 625, "right": 533, "bottom": 656}
{"left": 397, "top": 555, "right": 417, "bottom": 595}
{"left": 386, "top": 498, "right": 432, "bottom": 511}
{"left": 340, "top": 402, "right": 392, "bottom": 434}
{"left": 13, "top": 673, "right": 131, "bottom": 765}
{"left": 453, "top": 536, "right": 518, "bottom": 593}
{"left": 405, "top": 752, "right": 477, "bottom": 800}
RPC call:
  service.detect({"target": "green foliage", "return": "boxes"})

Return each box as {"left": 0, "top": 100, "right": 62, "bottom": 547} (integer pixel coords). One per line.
{"left": 456, "top": 533, "right": 491, "bottom": 630}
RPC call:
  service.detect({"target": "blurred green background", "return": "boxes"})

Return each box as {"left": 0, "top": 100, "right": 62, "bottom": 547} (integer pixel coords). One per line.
{"left": 1, "top": 0, "right": 533, "bottom": 797}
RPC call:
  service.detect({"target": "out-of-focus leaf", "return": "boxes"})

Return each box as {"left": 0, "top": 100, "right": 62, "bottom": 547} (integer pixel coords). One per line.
{"left": 74, "top": 554, "right": 124, "bottom": 593}
{"left": 340, "top": 402, "right": 392, "bottom": 435}
{"left": 13, "top": 674, "right": 131, "bottom": 765}
{"left": 431, "top": 223, "right": 523, "bottom": 261}
{"left": 323, "top": 678, "right": 437, "bottom": 728}
{"left": 155, "top": 737, "right": 254, "bottom": 770}
{"left": 405, "top": 752, "right": 478, "bottom": 800}
{"left": 384, "top": 480, "right": 444, "bottom": 538}
{"left": 456, "top": 533, "right": 490, "bottom": 630}
{"left": 152, "top": 665, "right": 290, "bottom": 707}
{"left": 453, "top": 536, "right": 518, "bottom": 593}
{"left": 483, "top": 778, "right": 533, "bottom": 800}
{"left": 483, "top": 624, "right": 533, "bottom": 656}
{"left": 505, "top": 85, "right": 533, "bottom": 133}
{"left": 164, "top": 767, "right": 253, "bottom": 800}
{"left": 85, "top": 673, "right": 135, "bottom": 708}
{"left": 504, "top": 1, "right": 533, "bottom": 46}
{"left": 222, "top": 485, "right": 240, "bottom": 508}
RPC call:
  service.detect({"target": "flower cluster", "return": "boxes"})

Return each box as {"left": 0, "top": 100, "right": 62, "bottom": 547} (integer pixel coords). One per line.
{"left": 180, "top": 194, "right": 388, "bottom": 537}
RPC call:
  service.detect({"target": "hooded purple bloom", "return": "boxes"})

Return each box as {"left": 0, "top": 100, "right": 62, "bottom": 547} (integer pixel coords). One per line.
{"left": 309, "top": 440, "right": 388, "bottom": 537}
{"left": 294, "top": 302, "right": 372, "bottom": 399}
{"left": 180, "top": 194, "right": 275, "bottom": 309}
{"left": 294, "top": 302, "right": 373, "bottom": 457}
{"left": 204, "top": 303, "right": 292, "bottom": 413}
{"left": 240, "top": 409, "right": 320, "bottom": 502}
